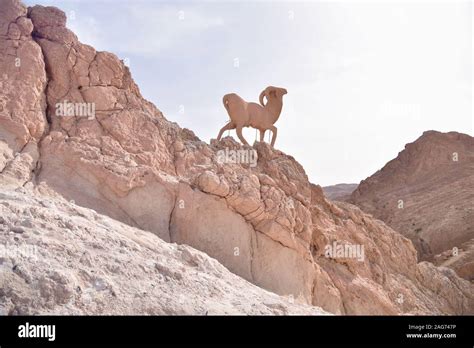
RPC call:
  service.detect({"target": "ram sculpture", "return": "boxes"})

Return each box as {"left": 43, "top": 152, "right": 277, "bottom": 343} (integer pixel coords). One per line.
{"left": 217, "top": 86, "right": 287, "bottom": 147}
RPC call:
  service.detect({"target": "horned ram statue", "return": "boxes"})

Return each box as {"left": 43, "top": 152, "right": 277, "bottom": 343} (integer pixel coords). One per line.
{"left": 217, "top": 86, "right": 287, "bottom": 147}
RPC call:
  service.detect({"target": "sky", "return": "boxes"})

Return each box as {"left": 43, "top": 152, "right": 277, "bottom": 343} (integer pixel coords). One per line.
{"left": 25, "top": 0, "right": 473, "bottom": 186}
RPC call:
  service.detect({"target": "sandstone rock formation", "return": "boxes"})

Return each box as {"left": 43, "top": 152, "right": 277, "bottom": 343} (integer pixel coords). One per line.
{"left": 0, "top": 0, "right": 473, "bottom": 314}
{"left": 0, "top": 185, "right": 328, "bottom": 315}
{"left": 322, "top": 183, "right": 358, "bottom": 201}
{"left": 0, "top": 0, "right": 47, "bottom": 188}
{"left": 350, "top": 131, "right": 474, "bottom": 281}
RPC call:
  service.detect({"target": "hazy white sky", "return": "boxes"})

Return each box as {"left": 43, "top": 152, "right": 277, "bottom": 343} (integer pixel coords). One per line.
{"left": 26, "top": 0, "right": 473, "bottom": 186}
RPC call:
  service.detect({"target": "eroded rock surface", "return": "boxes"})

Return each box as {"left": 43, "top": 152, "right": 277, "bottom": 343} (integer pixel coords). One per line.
{"left": 434, "top": 238, "right": 474, "bottom": 282}
{"left": 0, "top": 185, "right": 328, "bottom": 315}
{"left": 0, "top": 0, "right": 47, "bottom": 188}
{"left": 0, "top": 0, "right": 472, "bottom": 314}
{"left": 350, "top": 131, "right": 474, "bottom": 281}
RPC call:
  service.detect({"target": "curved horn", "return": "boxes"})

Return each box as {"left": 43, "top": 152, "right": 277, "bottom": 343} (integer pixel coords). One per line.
{"left": 259, "top": 89, "right": 267, "bottom": 107}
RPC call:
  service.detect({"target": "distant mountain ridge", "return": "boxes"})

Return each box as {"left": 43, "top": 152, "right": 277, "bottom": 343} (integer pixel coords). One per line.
{"left": 322, "top": 183, "right": 358, "bottom": 201}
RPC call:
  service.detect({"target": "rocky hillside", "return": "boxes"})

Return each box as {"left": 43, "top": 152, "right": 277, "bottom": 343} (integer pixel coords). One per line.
{"left": 434, "top": 239, "right": 474, "bottom": 282}
{"left": 350, "top": 131, "right": 474, "bottom": 281}
{"left": 322, "top": 183, "right": 358, "bottom": 201}
{"left": 0, "top": 0, "right": 473, "bottom": 314}
{"left": 0, "top": 185, "right": 329, "bottom": 315}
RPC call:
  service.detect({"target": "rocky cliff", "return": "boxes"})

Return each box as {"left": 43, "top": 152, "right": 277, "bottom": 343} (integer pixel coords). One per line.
{"left": 0, "top": 0, "right": 472, "bottom": 314}
{"left": 0, "top": 184, "right": 329, "bottom": 315}
{"left": 350, "top": 131, "right": 474, "bottom": 281}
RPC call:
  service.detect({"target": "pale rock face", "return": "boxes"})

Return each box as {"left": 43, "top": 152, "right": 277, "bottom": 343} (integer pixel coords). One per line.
{"left": 350, "top": 131, "right": 474, "bottom": 281}
{"left": 0, "top": 0, "right": 472, "bottom": 315}
{"left": 170, "top": 182, "right": 255, "bottom": 281}
{"left": 0, "top": 186, "right": 328, "bottom": 315}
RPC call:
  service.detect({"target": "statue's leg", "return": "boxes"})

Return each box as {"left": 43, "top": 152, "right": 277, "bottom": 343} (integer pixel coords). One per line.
{"left": 269, "top": 125, "right": 278, "bottom": 147}
{"left": 236, "top": 126, "right": 249, "bottom": 145}
{"left": 217, "top": 122, "right": 235, "bottom": 140}
{"left": 259, "top": 129, "right": 265, "bottom": 142}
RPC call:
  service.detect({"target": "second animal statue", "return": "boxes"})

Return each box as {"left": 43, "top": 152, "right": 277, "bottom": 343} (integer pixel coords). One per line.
{"left": 217, "top": 86, "right": 287, "bottom": 147}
